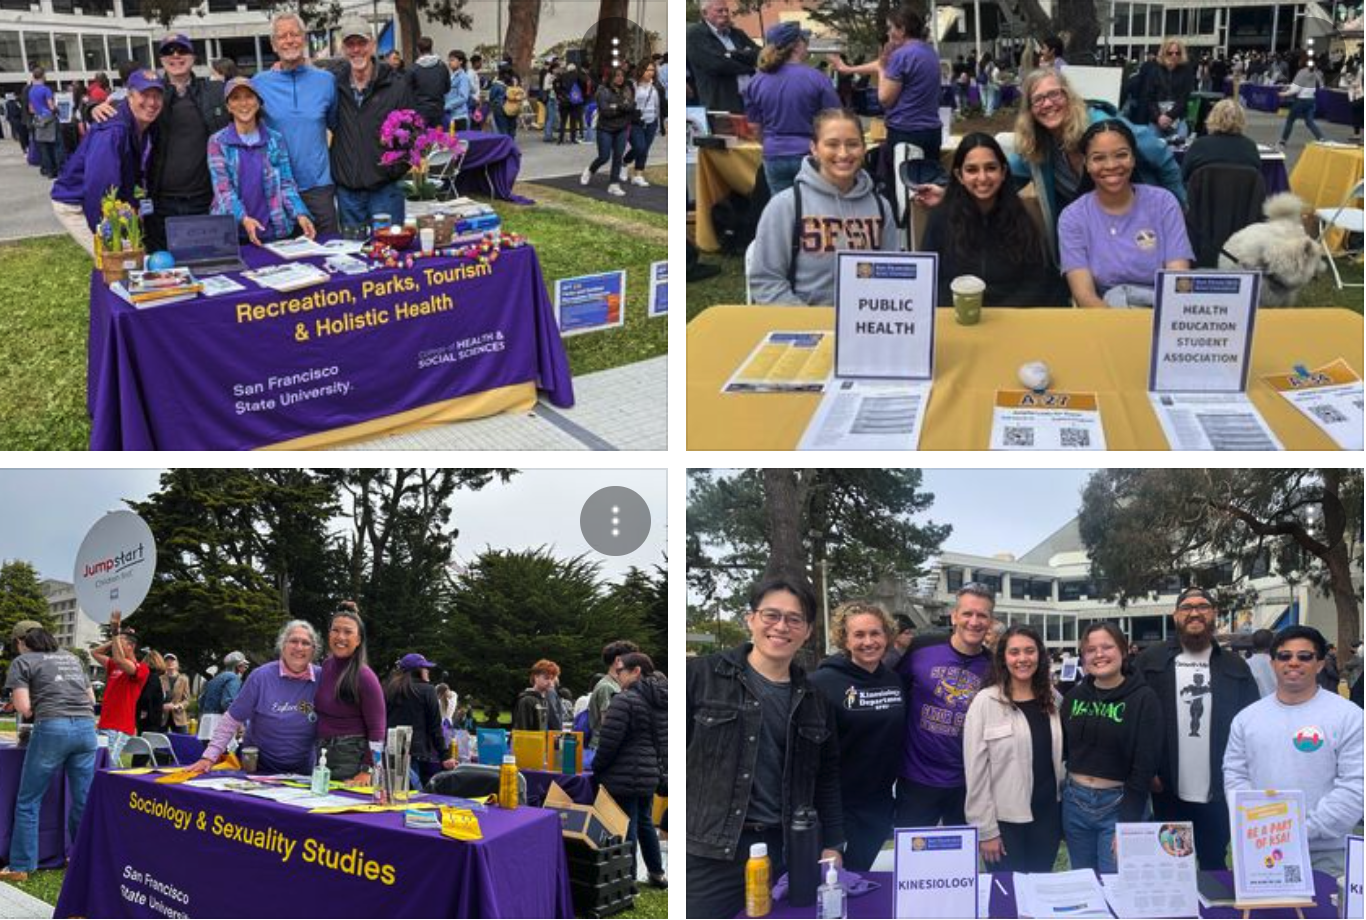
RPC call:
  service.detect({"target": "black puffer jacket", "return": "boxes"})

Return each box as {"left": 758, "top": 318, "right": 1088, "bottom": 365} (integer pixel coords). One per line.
{"left": 328, "top": 59, "right": 414, "bottom": 191}
{"left": 592, "top": 675, "right": 667, "bottom": 799}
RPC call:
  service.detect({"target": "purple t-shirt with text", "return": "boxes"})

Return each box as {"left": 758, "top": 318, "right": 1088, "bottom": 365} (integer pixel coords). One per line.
{"left": 883, "top": 41, "right": 942, "bottom": 132}
{"left": 226, "top": 661, "right": 321, "bottom": 774}
{"left": 895, "top": 632, "right": 990, "bottom": 787}
{"left": 1058, "top": 184, "right": 1193, "bottom": 293}
{"left": 743, "top": 63, "right": 841, "bottom": 158}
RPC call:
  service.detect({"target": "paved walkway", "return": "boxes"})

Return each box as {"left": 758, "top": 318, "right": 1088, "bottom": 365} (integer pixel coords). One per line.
{"left": 0, "top": 882, "right": 53, "bottom": 919}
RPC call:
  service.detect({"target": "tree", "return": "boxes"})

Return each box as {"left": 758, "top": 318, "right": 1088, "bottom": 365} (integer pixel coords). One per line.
{"left": 503, "top": 0, "right": 542, "bottom": 81}
{"left": 0, "top": 560, "right": 57, "bottom": 673}
{"left": 609, "top": 562, "right": 668, "bottom": 675}
{"left": 806, "top": 0, "right": 899, "bottom": 64}
{"left": 396, "top": 0, "right": 474, "bottom": 66}
{"left": 135, "top": 0, "right": 343, "bottom": 33}
{"left": 591, "top": 0, "right": 632, "bottom": 77}
{"left": 689, "top": 469, "right": 952, "bottom": 650}
{"left": 1078, "top": 469, "right": 1364, "bottom": 649}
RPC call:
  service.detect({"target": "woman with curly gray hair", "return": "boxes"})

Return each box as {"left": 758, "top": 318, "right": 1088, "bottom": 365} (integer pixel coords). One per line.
{"left": 806, "top": 601, "right": 906, "bottom": 870}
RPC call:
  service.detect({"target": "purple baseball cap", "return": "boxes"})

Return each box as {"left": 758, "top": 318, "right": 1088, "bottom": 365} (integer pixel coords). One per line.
{"left": 223, "top": 76, "right": 259, "bottom": 100}
{"left": 399, "top": 652, "right": 437, "bottom": 671}
{"left": 126, "top": 69, "right": 166, "bottom": 93}
{"left": 158, "top": 33, "right": 193, "bottom": 55}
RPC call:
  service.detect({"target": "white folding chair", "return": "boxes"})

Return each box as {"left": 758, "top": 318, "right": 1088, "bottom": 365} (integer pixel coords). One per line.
{"left": 426, "top": 139, "right": 469, "bottom": 202}
{"left": 141, "top": 731, "right": 179, "bottom": 765}
{"left": 1315, "top": 179, "right": 1364, "bottom": 290}
{"left": 121, "top": 736, "right": 154, "bottom": 767}
{"left": 744, "top": 239, "right": 756, "bottom": 304}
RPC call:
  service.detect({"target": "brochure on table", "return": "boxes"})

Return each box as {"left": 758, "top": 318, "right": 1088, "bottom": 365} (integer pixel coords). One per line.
{"left": 893, "top": 826, "right": 977, "bottom": 919}
{"left": 1111, "top": 822, "right": 1198, "bottom": 918}
{"left": 1262, "top": 358, "right": 1364, "bottom": 450}
{"left": 1346, "top": 836, "right": 1363, "bottom": 920}
{"left": 800, "top": 251, "right": 937, "bottom": 450}
{"left": 1013, "top": 869, "right": 1112, "bottom": 918}
{"left": 1229, "top": 788, "right": 1315, "bottom": 906}
{"left": 721, "top": 331, "right": 833, "bottom": 394}
{"left": 1147, "top": 270, "right": 1281, "bottom": 450}
{"left": 990, "top": 390, "right": 1106, "bottom": 450}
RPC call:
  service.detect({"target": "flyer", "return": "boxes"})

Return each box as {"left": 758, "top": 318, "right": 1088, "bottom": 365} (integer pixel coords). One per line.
{"left": 1262, "top": 359, "right": 1364, "bottom": 450}
{"left": 798, "top": 379, "right": 932, "bottom": 451}
{"left": 648, "top": 260, "right": 667, "bottom": 317}
{"left": 990, "top": 390, "right": 1106, "bottom": 450}
{"left": 893, "top": 826, "right": 978, "bottom": 919}
{"left": 1149, "top": 271, "right": 1259, "bottom": 393}
{"left": 833, "top": 251, "right": 937, "bottom": 380}
{"left": 1229, "top": 789, "right": 1314, "bottom": 904}
{"left": 1149, "top": 392, "right": 1283, "bottom": 451}
{"left": 721, "top": 331, "right": 833, "bottom": 394}
{"left": 1111, "top": 822, "right": 1198, "bottom": 918}
{"left": 555, "top": 270, "right": 626, "bottom": 336}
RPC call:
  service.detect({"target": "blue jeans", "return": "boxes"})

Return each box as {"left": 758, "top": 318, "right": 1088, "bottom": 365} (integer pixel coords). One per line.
{"left": 1061, "top": 777, "right": 1125, "bottom": 873}
{"left": 617, "top": 794, "right": 664, "bottom": 877}
{"left": 99, "top": 728, "right": 130, "bottom": 764}
{"left": 543, "top": 97, "right": 558, "bottom": 141}
{"left": 1281, "top": 96, "right": 1325, "bottom": 143}
{"left": 628, "top": 120, "right": 659, "bottom": 172}
{"left": 337, "top": 182, "right": 407, "bottom": 228}
{"left": 763, "top": 155, "right": 805, "bottom": 196}
{"left": 10, "top": 718, "right": 97, "bottom": 871}
{"left": 589, "top": 128, "right": 628, "bottom": 181}
{"left": 983, "top": 84, "right": 1000, "bottom": 115}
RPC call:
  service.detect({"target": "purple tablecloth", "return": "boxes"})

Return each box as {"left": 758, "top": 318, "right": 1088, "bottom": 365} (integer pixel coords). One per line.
{"left": 1240, "top": 83, "right": 1284, "bottom": 113}
{"left": 55, "top": 770, "right": 574, "bottom": 918}
{"left": 522, "top": 769, "right": 595, "bottom": 807}
{"left": 87, "top": 242, "right": 574, "bottom": 449}
{"left": 745, "top": 868, "right": 1337, "bottom": 918}
{"left": 1173, "top": 145, "right": 1290, "bottom": 194}
{"left": 0, "top": 743, "right": 110, "bottom": 869}
{"left": 455, "top": 133, "right": 531, "bottom": 204}
{"left": 167, "top": 733, "right": 206, "bottom": 765}
{"left": 1316, "top": 88, "right": 1354, "bottom": 125}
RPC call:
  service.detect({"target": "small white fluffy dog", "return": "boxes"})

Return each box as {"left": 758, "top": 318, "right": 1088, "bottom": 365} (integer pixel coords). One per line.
{"left": 1217, "top": 192, "right": 1325, "bottom": 306}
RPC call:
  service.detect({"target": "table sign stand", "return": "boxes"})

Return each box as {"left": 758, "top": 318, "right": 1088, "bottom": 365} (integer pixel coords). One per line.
{"left": 892, "top": 826, "right": 978, "bottom": 919}
{"left": 798, "top": 251, "right": 938, "bottom": 450}
{"left": 1147, "top": 270, "right": 1282, "bottom": 450}
{"left": 1233, "top": 899, "right": 1312, "bottom": 918}
{"left": 1228, "top": 789, "right": 1316, "bottom": 914}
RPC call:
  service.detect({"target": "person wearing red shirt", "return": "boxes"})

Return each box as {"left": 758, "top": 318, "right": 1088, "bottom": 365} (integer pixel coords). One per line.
{"left": 91, "top": 611, "right": 149, "bottom": 763}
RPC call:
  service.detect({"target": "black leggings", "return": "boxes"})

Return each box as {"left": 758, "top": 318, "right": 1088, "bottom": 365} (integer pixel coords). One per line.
{"left": 994, "top": 803, "right": 1062, "bottom": 873}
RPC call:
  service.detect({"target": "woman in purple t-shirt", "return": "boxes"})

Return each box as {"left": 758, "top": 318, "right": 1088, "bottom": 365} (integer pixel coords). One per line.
{"left": 875, "top": 9, "right": 943, "bottom": 164}
{"left": 743, "top": 22, "right": 839, "bottom": 195}
{"left": 316, "top": 601, "right": 386, "bottom": 783}
{"left": 1058, "top": 119, "right": 1192, "bottom": 307}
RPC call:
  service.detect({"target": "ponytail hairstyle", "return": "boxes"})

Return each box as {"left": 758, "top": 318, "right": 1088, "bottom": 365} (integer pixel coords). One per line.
{"left": 329, "top": 600, "right": 369, "bottom": 706}
{"left": 758, "top": 40, "right": 802, "bottom": 74}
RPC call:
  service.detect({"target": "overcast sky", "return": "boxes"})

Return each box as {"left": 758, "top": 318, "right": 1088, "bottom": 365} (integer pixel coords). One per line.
{"left": 0, "top": 469, "right": 666, "bottom": 585}
{"left": 915, "top": 469, "right": 1098, "bottom": 558}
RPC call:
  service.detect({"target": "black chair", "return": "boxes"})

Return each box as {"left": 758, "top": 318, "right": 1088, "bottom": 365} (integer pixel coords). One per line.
{"left": 1185, "top": 164, "right": 1266, "bottom": 268}
{"left": 426, "top": 764, "right": 528, "bottom": 802}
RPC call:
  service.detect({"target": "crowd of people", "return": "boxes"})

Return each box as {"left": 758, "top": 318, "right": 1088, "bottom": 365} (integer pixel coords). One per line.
{"left": 686, "top": 0, "right": 1360, "bottom": 307}
{"left": 685, "top": 576, "right": 1364, "bottom": 918}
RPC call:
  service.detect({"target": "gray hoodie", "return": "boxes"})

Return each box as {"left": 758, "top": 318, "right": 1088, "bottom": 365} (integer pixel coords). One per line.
{"left": 749, "top": 156, "right": 898, "bottom": 306}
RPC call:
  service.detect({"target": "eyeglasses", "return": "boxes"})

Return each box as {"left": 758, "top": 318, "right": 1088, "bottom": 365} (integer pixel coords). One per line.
{"left": 1086, "top": 149, "right": 1134, "bottom": 167}
{"left": 1176, "top": 602, "right": 1214, "bottom": 614}
{"left": 753, "top": 608, "right": 808, "bottom": 629}
{"left": 1274, "top": 651, "right": 1319, "bottom": 663}
{"left": 1165, "top": 49, "right": 1181, "bottom": 57}
{"left": 1029, "top": 88, "right": 1067, "bottom": 109}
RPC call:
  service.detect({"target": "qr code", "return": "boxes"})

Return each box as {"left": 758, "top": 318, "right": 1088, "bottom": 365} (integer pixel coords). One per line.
{"left": 1309, "top": 404, "right": 1349, "bottom": 424}
{"left": 1004, "top": 427, "right": 1034, "bottom": 447}
{"left": 1060, "top": 428, "right": 1091, "bottom": 448}
{"left": 1284, "top": 864, "right": 1302, "bottom": 884}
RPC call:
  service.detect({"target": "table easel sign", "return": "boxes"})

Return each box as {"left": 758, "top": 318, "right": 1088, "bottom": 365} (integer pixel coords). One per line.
{"left": 1345, "top": 835, "right": 1363, "bottom": 920}
{"left": 1148, "top": 270, "right": 1259, "bottom": 393}
{"left": 554, "top": 270, "right": 626, "bottom": 336}
{"left": 834, "top": 251, "right": 937, "bottom": 380}
{"left": 1229, "top": 788, "right": 1315, "bottom": 912}
{"left": 648, "top": 261, "right": 667, "bottom": 318}
{"left": 893, "top": 826, "right": 977, "bottom": 919}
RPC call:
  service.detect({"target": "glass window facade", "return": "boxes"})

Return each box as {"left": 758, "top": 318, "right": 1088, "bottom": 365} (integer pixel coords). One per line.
{"left": 24, "top": 31, "right": 53, "bottom": 71}
{"left": 54, "top": 32, "right": 80, "bottom": 70}
{"left": 82, "top": 33, "right": 107, "bottom": 71}
{"left": 0, "top": 31, "right": 22, "bottom": 71}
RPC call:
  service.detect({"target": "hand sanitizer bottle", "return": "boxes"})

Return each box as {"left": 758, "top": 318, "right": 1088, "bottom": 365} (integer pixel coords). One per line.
{"left": 311, "top": 748, "right": 331, "bottom": 796}
{"left": 816, "top": 857, "right": 846, "bottom": 919}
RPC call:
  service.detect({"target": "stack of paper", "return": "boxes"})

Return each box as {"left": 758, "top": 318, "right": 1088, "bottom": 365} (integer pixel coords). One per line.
{"left": 1014, "top": 869, "right": 1113, "bottom": 918}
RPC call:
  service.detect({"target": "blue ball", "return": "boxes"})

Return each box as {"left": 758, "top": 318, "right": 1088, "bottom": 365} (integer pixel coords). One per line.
{"left": 147, "top": 251, "right": 175, "bottom": 271}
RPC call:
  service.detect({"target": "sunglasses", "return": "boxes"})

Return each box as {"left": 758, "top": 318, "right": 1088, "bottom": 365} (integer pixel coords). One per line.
{"left": 1274, "top": 651, "right": 1319, "bottom": 663}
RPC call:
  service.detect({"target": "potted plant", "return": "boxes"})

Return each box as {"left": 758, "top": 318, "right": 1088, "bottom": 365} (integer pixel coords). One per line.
{"left": 380, "top": 109, "right": 462, "bottom": 203}
{"left": 94, "top": 186, "right": 145, "bottom": 284}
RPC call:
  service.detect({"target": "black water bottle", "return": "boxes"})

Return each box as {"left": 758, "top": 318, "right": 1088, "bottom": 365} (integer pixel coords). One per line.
{"left": 787, "top": 806, "right": 820, "bottom": 908}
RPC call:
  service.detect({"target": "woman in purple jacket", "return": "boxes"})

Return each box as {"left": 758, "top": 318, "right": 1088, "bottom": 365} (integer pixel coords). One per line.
{"left": 316, "top": 601, "right": 386, "bottom": 783}
{"left": 743, "top": 21, "right": 840, "bottom": 195}
{"left": 49, "top": 68, "right": 164, "bottom": 257}
{"left": 207, "top": 77, "right": 314, "bottom": 245}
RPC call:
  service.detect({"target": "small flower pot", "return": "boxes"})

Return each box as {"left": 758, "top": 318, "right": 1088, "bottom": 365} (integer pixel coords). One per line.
{"left": 100, "top": 247, "right": 144, "bottom": 284}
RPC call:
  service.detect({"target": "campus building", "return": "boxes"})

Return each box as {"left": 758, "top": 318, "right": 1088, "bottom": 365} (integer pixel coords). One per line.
{"left": 875, "top": 515, "right": 1355, "bottom": 652}
{"left": 38, "top": 576, "right": 103, "bottom": 656}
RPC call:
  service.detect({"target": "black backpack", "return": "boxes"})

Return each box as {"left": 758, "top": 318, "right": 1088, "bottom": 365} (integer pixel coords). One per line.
{"left": 710, "top": 164, "right": 772, "bottom": 256}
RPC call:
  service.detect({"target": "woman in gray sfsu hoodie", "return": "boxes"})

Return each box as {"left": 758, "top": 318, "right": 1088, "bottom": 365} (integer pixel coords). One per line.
{"left": 748, "top": 144, "right": 899, "bottom": 306}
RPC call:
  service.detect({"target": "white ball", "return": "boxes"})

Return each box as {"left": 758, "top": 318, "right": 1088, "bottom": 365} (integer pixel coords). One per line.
{"left": 1018, "top": 361, "right": 1051, "bottom": 392}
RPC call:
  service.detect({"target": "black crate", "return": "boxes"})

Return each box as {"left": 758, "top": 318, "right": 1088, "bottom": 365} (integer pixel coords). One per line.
{"left": 566, "top": 839, "right": 635, "bottom": 885}
{"left": 570, "top": 876, "right": 638, "bottom": 919}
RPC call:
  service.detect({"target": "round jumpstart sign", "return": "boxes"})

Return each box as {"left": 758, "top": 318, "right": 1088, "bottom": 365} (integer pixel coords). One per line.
{"left": 73, "top": 511, "right": 157, "bottom": 624}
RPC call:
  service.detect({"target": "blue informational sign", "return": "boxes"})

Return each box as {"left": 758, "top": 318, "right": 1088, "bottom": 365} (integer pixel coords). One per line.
{"left": 555, "top": 270, "right": 626, "bottom": 336}
{"left": 648, "top": 261, "right": 666, "bottom": 317}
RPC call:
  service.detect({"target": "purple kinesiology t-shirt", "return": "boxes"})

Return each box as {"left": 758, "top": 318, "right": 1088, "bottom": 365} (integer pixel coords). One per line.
{"left": 1057, "top": 184, "right": 1193, "bottom": 294}
{"left": 895, "top": 631, "right": 990, "bottom": 787}
{"left": 743, "top": 63, "right": 841, "bottom": 158}
{"left": 883, "top": 41, "right": 942, "bottom": 133}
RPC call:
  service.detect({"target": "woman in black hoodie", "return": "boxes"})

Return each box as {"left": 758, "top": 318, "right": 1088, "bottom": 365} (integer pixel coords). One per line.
{"left": 807, "top": 601, "right": 906, "bottom": 870}
{"left": 1061, "top": 622, "right": 1163, "bottom": 873}
{"left": 593, "top": 652, "right": 668, "bottom": 887}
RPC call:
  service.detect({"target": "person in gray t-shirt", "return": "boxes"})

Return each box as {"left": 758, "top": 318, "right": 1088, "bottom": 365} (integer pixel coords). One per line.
{"left": 0, "top": 621, "right": 97, "bottom": 882}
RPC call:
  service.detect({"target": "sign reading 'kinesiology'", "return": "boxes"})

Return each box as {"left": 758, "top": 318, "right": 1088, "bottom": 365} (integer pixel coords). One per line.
{"left": 1347, "top": 835, "right": 1363, "bottom": 920}
{"left": 894, "top": 826, "right": 978, "bottom": 919}
{"left": 834, "top": 251, "right": 937, "bottom": 380}
{"left": 74, "top": 511, "right": 156, "bottom": 624}
{"left": 648, "top": 261, "right": 667, "bottom": 317}
{"left": 1149, "top": 270, "right": 1259, "bottom": 393}
{"left": 1229, "top": 788, "right": 1315, "bottom": 904}
{"left": 555, "top": 270, "right": 626, "bottom": 336}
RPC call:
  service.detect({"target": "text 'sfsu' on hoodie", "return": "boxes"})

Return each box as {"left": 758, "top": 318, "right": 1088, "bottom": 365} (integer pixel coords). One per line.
{"left": 1060, "top": 672, "right": 1164, "bottom": 821}
{"left": 807, "top": 653, "right": 905, "bottom": 814}
{"left": 748, "top": 155, "right": 899, "bottom": 307}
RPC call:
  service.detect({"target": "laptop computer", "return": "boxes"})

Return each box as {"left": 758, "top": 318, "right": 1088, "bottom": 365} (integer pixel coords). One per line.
{"left": 166, "top": 214, "right": 248, "bottom": 275}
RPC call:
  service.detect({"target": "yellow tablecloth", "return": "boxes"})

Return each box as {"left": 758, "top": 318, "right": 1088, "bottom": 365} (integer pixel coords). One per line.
{"left": 694, "top": 144, "right": 766, "bottom": 252}
{"left": 686, "top": 306, "right": 1363, "bottom": 450}
{"left": 1289, "top": 143, "right": 1364, "bottom": 211}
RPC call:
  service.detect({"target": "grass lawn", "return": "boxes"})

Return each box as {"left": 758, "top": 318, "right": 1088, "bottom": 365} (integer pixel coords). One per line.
{"left": 0, "top": 169, "right": 666, "bottom": 451}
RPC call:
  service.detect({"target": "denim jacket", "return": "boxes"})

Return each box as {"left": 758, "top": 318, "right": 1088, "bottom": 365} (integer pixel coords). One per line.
{"left": 686, "top": 643, "right": 844, "bottom": 861}
{"left": 207, "top": 124, "right": 310, "bottom": 241}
